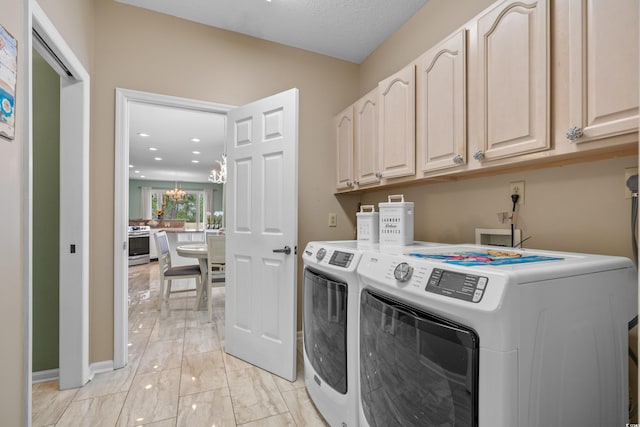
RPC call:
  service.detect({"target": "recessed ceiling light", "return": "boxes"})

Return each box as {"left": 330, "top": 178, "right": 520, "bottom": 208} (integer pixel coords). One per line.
{"left": 192, "top": 160, "right": 200, "bottom": 163}
{"left": 154, "top": 157, "right": 162, "bottom": 161}
{"left": 134, "top": 170, "right": 140, "bottom": 174}
{"left": 140, "top": 175, "right": 145, "bottom": 178}
{"left": 148, "top": 147, "right": 158, "bottom": 151}
{"left": 137, "top": 132, "right": 150, "bottom": 137}
{"left": 129, "top": 164, "right": 134, "bottom": 168}
{"left": 190, "top": 138, "right": 200, "bottom": 142}
{"left": 192, "top": 151, "right": 200, "bottom": 155}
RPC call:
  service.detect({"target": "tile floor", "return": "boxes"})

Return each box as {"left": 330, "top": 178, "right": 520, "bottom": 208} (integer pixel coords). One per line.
{"left": 32, "top": 262, "right": 328, "bottom": 427}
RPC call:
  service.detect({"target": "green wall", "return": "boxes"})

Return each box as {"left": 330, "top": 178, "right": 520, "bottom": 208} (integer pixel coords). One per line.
{"left": 32, "top": 49, "right": 60, "bottom": 372}
{"left": 129, "top": 179, "right": 223, "bottom": 219}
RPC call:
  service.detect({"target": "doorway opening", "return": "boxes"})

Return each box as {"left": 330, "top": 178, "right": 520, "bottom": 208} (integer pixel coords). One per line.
{"left": 27, "top": 2, "right": 92, "bottom": 423}
{"left": 114, "top": 89, "right": 233, "bottom": 368}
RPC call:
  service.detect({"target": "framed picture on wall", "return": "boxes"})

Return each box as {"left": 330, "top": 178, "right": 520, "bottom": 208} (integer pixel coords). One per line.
{"left": 0, "top": 24, "right": 17, "bottom": 141}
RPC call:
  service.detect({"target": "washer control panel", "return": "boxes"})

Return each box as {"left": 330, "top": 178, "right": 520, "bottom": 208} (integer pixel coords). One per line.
{"left": 425, "top": 268, "right": 488, "bottom": 303}
{"left": 329, "top": 250, "right": 354, "bottom": 268}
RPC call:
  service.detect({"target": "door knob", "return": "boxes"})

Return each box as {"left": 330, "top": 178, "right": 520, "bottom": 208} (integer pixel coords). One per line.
{"left": 273, "top": 246, "right": 292, "bottom": 255}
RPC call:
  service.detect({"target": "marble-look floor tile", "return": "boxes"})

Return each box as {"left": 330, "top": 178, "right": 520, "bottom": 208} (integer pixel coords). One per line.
{"left": 238, "top": 412, "right": 296, "bottom": 426}
{"left": 32, "top": 381, "right": 79, "bottom": 427}
{"left": 281, "top": 388, "right": 329, "bottom": 427}
{"left": 223, "top": 352, "right": 255, "bottom": 372}
{"left": 137, "top": 338, "right": 184, "bottom": 374}
{"left": 180, "top": 351, "right": 227, "bottom": 396}
{"left": 272, "top": 350, "right": 305, "bottom": 392}
{"left": 55, "top": 392, "right": 127, "bottom": 427}
{"left": 183, "top": 324, "right": 220, "bottom": 354}
{"left": 74, "top": 358, "right": 140, "bottom": 400}
{"left": 176, "top": 389, "right": 236, "bottom": 427}
{"left": 128, "top": 330, "right": 150, "bottom": 359}
{"left": 149, "top": 317, "right": 186, "bottom": 342}
{"left": 116, "top": 368, "right": 180, "bottom": 427}
{"left": 227, "top": 367, "right": 288, "bottom": 425}
{"left": 129, "top": 310, "right": 158, "bottom": 332}
{"left": 142, "top": 419, "right": 177, "bottom": 427}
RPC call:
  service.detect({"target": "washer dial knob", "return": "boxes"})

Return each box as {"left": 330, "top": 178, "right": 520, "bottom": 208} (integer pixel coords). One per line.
{"left": 316, "top": 248, "right": 327, "bottom": 261}
{"left": 394, "top": 262, "right": 413, "bottom": 282}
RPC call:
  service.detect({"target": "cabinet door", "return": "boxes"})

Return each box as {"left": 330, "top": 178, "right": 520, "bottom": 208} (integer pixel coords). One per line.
{"left": 474, "top": 0, "right": 549, "bottom": 161}
{"left": 354, "top": 89, "right": 380, "bottom": 186}
{"left": 378, "top": 64, "right": 416, "bottom": 179}
{"left": 335, "top": 106, "right": 354, "bottom": 190}
{"left": 568, "top": 0, "right": 639, "bottom": 143}
{"left": 416, "top": 29, "right": 467, "bottom": 173}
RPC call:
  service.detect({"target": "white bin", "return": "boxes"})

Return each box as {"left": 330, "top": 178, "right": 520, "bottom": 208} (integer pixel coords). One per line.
{"left": 357, "top": 205, "right": 379, "bottom": 244}
{"left": 379, "top": 195, "right": 414, "bottom": 246}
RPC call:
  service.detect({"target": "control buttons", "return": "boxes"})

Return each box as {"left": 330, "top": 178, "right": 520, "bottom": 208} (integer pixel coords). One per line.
{"left": 316, "top": 248, "right": 326, "bottom": 261}
{"left": 472, "top": 289, "right": 483, "bottom": 302}
{"left": 394, "top": 262, "right": 413, "bottom": 282}
{"left": 477, "top": 277, "right": 488, "bottom": 290}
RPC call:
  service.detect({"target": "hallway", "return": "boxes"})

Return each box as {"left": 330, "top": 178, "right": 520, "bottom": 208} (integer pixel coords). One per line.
{"left": 32, "top": 262, "right": 326, "bottom": 426}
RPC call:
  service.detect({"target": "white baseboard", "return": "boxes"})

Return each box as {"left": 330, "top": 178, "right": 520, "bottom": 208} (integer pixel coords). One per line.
{"left": 33, "top": 360, "right": 115, "bottom": 385}
{"left": 90, "top": 360, "right": 114, "bottom": 381}
{"left": 32, "top": 369, "right": 59, "bottom": 384}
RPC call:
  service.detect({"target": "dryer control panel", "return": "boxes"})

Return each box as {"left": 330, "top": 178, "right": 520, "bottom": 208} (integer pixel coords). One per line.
{"left": 426, "top": 268, "right": 488, "bottom": 303}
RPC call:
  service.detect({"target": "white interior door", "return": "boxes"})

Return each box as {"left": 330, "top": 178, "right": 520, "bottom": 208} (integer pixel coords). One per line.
{"left": 225, "top": 88, "right": 299, "bottom": 381}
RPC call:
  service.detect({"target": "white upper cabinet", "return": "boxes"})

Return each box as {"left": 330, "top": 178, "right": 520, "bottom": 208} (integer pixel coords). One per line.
{"left": 416, "top": 29, "right": 467, "bottom": 173}
{"left": 378, "top": 64, "right": 416, "bottom": 179}
{"left": 335, "top": 105, "right": 354, "bottom": 190}
{"left": 472, "top": 0, "right": 549, "bottom": 162}
{"left": 566, "top": 0, "right": 639, "bottom": 143}
{"left": 354, "top": 88, "right": 380, "bottom": 186}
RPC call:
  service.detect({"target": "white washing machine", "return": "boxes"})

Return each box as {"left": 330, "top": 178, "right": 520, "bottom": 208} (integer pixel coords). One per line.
{"left": 302, "top": 240, "right": 450, "bottom": 427}
{"left": 356, "top": 244, "right": 637, "bottom": 427}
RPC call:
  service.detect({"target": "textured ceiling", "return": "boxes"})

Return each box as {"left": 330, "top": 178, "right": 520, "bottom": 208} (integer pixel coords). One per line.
{"left": 115, "top": 0, "right": 428, "bottom": 63}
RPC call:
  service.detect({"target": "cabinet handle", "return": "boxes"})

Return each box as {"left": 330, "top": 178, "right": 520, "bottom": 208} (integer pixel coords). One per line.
{"left": 354, "top": 180, "right": 359, "bottom": 186}
{"left": 346, "top": 180, "right": 352, "bottom": 188}
{"left": 375, "top": 171, "right": 382, "bottom": 179}
{"left": 473, "top": 151, "right": 485, "bottom": 161}
{"left": 453, "top": 154, "right": 464, "bottom": 164}
{"left": 566, "top": 126, "right": 583, "bottom": 142}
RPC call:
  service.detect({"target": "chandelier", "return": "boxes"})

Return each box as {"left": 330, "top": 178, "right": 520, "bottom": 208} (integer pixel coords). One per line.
{"left": 208, "top": 154, "right": 227, "bottom": 184}
{"left": 166, "top": 178, "right": 186, "bottom": 201}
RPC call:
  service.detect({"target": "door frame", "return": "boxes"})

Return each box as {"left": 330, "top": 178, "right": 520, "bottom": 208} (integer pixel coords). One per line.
{"left": 113, "top": 89, "right": 234, "bottom": 368}
{"left": 26, "top": 0, "right": 92, "bottom": 415}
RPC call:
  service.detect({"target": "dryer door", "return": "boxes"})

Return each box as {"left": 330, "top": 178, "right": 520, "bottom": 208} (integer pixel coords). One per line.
{"left": 360, "top": 290, "right": 479, "bottom": 427}
{"left": 303, "top": 268, "right": 348, "bottom": 394}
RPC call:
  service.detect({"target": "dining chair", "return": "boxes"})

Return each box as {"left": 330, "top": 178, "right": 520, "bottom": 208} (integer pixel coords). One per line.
{"left": 154, "top": 231, "right": 202, "bottom": 307}
{"left": 206, "top": 234, "right": 226, "bottom": 321}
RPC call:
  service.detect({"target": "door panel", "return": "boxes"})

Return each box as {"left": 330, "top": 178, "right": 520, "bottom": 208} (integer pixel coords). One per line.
{"left": 226, "top": 88, "right": 299, "bottom": 381}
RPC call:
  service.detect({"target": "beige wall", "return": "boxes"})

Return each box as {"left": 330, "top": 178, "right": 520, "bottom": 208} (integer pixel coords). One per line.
{"left": 0, "top": 0, "right": 25, "bottom": 424}
{"left": 36, "top": 0, "right": 94, "bottom": 72}
{"left": 90, "top": 0, "right": 360, "bottom": 360}
{"left": 359, "top": 0, "right": 495, "bottom": 94}
{"left": 361, "top": 156, "right": 637, "bottom": 259}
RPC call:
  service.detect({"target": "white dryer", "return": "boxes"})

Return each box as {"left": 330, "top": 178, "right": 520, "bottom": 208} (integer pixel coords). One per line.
{"left": 356, "top": 244, "right": 637, "bottom": 427}
{"left": 302, "top": 240, "right": 449, "bottom": 427}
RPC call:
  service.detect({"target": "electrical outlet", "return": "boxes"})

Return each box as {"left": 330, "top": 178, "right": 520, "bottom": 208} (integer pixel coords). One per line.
{"left": 624, "top": 167, "right": 638, "bottom": 199}
{"left": 328, "top": 213, "right": 337, "bottom": 227}
{"left": 509, "top": 181, "right": 525, "bottom": 205}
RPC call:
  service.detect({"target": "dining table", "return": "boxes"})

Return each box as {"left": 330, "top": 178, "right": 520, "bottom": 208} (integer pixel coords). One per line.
{"left": 176, "top": 243, "right": 209, "bottom": 310}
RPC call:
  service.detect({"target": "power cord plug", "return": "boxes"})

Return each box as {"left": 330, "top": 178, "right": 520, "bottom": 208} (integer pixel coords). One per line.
{"left": 511, "top": 194, "right": 520, "bottom": 212}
